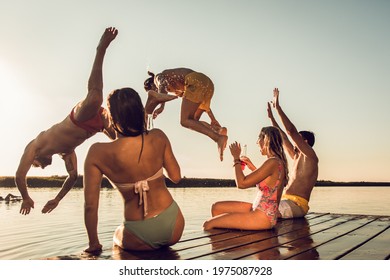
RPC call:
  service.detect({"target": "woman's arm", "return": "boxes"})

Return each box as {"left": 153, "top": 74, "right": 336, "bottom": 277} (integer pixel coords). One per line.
{"left": 162, "top": 132, "right": 181, "bottom": 183}
{"left": 239, "top": 156, "right": 257, "bottom": 171}
{"left": 83, "top": 145, "right": 103, "bottom": 253}
{"left": 230, "top": 142, "right": 276, "bottom": 189}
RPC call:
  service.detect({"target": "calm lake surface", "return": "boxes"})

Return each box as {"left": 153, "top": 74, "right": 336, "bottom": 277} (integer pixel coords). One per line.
{"left": 1, "top": 186, "right": 389, "bottom": 260}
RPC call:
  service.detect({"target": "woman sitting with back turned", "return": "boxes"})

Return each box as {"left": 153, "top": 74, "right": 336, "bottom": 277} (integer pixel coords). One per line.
{"left": 203, "top": 126, "right": 288, "bottom": 231}
{"left": 83, "top": 88, "right": 184, "bottom": 253}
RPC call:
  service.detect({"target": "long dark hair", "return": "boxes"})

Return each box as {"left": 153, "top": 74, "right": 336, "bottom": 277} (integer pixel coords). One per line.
{"left": 107, "top": 87, "right": 147, "bottom": 162}
{"left": 299, "top": 130, "right": 315, "bottom": 147}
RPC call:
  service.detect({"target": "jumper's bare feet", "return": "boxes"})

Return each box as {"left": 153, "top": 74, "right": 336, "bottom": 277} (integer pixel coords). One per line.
{"left": 217, "top": 135, "right": 228, "bottom": 161}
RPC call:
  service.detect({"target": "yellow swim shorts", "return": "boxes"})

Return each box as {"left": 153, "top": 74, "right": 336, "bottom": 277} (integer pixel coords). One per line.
{"left": 281, "top": 194, "right": 310, "bottom": 214}
{"left": 183, "top": 72, "right": 214, "bottom": 112}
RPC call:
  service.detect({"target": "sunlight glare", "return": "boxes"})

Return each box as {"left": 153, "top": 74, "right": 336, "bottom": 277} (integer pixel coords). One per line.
{"left": 0, "top": 62, "right": 40, "bottom": 116}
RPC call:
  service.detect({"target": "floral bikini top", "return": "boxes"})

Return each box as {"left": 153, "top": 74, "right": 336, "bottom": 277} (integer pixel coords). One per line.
{"left": 252, "top": 158, "right": 284, "bottom": 226}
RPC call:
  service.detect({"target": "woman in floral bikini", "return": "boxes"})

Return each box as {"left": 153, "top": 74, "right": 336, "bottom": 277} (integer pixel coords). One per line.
{"left": 203, "top": 126, "right": 289, "bottom": 230}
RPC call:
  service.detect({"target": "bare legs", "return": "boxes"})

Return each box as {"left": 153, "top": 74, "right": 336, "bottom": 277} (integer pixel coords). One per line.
{"left": 144, "top": 93, "right": 227, "bottom": 161}
{"left": 203, "top": 201, "right": 272, "bottom": 231}
{"left": 144, "top": 90, "right": 178, "bottom": 115}
{"left": 194, "top": 108, "right": 228, "bottom": 136}
{"left": 180, "top": 99, "right": 228, "bottom": 161}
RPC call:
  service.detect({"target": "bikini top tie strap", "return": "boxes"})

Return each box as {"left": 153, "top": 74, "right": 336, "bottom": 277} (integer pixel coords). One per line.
{"left": 134, "top": 180, "right": 149, "bottom": 217}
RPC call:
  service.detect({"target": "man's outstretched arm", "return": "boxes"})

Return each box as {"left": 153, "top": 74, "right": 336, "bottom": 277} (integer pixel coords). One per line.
{"left": 273, "top": 88, "right": 316, "bottom": 158}
{"left": 15, "top": 141, "right": 36, "bottom": 215}
{"left": 42, "top": 152, "right": 78, "bottom": 213}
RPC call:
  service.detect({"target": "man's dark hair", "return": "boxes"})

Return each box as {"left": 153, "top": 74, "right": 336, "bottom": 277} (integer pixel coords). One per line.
{"left": 299, "top": 131, "right": 315, "bottom": 147}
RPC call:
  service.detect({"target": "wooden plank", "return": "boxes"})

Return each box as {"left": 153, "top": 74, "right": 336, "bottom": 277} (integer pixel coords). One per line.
{"left": 190, "top": 214, "right": 342, "bottom": 260}
{"left": 287, "top": 216, "right": 377, "bottom": 260}
{"left": 250, "top": 215, "right": 373, "bottom": 260}
{"left": 338, "top": 217, "right": 390, "bottom": 260}
{"left": 42, "top": 213, "right": 390, "bottom": 260}
{"left": 172, "top": 230, "right": 254, "bottom": 251}
{"left": 195, "top": 218, "right": 317, "bottom": 260}
{"left": 179, "top": 230, "right": 276, "bottom": 260}
{"left": 223, "top": 215, "right": 355, "bottom": 260}
{"left": 104, "top": 213, "right": 343, "bottom": 260}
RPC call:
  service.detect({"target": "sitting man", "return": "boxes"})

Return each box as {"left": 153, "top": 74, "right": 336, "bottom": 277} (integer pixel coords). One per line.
{"left": 267, "top": 88, "right": 319, "bottom": 218}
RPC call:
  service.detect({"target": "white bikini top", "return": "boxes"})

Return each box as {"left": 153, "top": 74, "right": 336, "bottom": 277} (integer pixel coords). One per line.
{"left": 109, "top": 167, "right": 164, "bottom": 217}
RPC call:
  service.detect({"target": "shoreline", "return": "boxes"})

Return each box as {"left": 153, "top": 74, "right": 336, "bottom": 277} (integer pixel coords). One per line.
{"left": 1, "top": 176, "right": 390, "bottom": 188}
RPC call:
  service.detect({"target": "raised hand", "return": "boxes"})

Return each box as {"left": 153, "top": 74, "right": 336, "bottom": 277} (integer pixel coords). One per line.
{"left": 272, "top": 87, "right": 280, "bottom": 108}
{"left": 229, "top": 141, "right": 242, "bottom": 160}
{"left": 97, "top": 27, "right": 118, "bottom": 50}
{"left": 267, "top": 102, "right": 274, "bottom": 119}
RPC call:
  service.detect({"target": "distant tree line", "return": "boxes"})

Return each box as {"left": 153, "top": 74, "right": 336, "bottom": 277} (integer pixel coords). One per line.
{"left": 0, "top": 176, "right": 389, "bottom": 188}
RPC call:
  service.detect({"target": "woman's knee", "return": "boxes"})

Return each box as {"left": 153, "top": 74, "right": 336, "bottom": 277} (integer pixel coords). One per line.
{"left": 211, "top": 201, "right": 225, "bottom": 216}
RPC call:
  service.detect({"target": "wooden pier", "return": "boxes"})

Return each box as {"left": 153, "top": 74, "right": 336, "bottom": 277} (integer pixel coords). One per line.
{"left": 47, "top": 212, "right": 390, "bottom": 260}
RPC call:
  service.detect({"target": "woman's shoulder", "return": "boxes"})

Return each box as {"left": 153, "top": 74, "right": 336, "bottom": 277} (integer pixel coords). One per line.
{"left": 88, "top": 141, "right": 113, "bottom": 152}
{"left": 263, "top": 157, "right": 283, "bottom": 168}
{"left": 147, "top": 128, "right": 167, "bottom": 137}
{"left": 85, "top": 142, "right": 114, "bottom": 164}
{"left": 146, "top": 129, "right": 171, "bottom": 145}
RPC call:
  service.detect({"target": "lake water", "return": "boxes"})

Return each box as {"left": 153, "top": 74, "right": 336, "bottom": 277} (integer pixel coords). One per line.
{"left": 1, "top": 186, "right": 389, "bottom": 260}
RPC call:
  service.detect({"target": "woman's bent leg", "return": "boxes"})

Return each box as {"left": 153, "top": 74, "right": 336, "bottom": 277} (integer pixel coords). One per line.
{"left": 113, "top": 225, "right": 154, "bottom": 251}
{"left": 203, "top": 210, "right": 272, "bottom": 231}
{"left": 168, "top": 208, "right": 185, "bottom": 246}
{"left": 211, "top": 201, "right": 252, "bottom": 216}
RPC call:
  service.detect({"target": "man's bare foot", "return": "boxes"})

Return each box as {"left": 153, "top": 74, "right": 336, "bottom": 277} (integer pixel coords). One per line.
{"left": 217, "top": 135, "right": 228, "bottom": 161}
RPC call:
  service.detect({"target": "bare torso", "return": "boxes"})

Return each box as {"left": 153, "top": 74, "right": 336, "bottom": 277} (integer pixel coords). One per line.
{"left": 285, "top": 152, "right": 318, "bottom": 201}
{"left": 34, "top": 115, "right": 97, "bottom": 157}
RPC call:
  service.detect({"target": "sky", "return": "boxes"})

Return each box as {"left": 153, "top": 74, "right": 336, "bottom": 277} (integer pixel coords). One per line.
{"left": 0, "top": 0, "right": 389, "bottom": 182}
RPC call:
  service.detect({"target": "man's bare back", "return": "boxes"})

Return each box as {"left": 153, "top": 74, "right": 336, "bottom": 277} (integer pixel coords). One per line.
{"left": 284, "top": 149, "right": 319, "bottom": 201}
